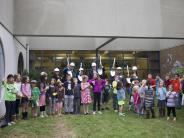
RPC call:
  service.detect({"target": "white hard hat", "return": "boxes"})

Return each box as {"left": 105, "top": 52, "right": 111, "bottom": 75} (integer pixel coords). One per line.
{"left": 31, "top": 80, "right": 37, "bottom": 83}
{"left": 79, "top": 68, "right": 84, "bottom": 71}
{"left": 40, "top": 72, "right": 47, "bottom": 76}
{"left": 91, "top": 62, "right": 96, "bottom": 67}
{"left": 132, "top": 66, "right": 138, "bottom": 71}
{"left": 70, "top": 62, "right": 75, "bottom": 67}
{"left": 54, "top": 68, "right": 60, "bottom": 72}
{"left": 116, "top": 67, "right": 122, "bottom": 70}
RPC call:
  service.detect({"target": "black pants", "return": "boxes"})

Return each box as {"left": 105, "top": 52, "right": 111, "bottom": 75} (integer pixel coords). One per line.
{"left": 15, "top": 99, "right": 21, "bottom": 115}
{"left": 146, "top": 106, "right": 155, "bottom": 118}
{"left": 40, "top": 106, "right": 45, "bottom": 112}
{"left": 5, "top": 101, "right": 15, "bottom": 123}
{"left": 93, "top": 93, "right": 101, "bottom": 111}
{"left": 158, "top": 100, "right": 166, "bottom": 117}
{"left": 113, "top": 93, "right": 118, "bottom": 110}
{"left": 74, "top": 98, "right": 81, "bottom": 114}
{"left": 167, "top": 107, "right": 176, "bottom": 117}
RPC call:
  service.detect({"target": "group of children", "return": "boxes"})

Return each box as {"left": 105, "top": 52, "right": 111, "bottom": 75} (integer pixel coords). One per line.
{"left": 0, "top": 71, "right": 183, "bottom": 127}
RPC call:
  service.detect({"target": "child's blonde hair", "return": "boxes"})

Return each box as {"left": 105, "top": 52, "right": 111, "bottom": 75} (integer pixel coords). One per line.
{"left": 82, "top": 75, "right": 88, "bottom": 82}
{"left": 133, "top": 86, "right": 139, "bottom": 92}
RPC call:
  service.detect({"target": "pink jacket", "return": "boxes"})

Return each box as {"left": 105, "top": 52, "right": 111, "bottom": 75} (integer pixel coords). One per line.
{"left": 21, "top": 83, "right": 31, "bottom": 98}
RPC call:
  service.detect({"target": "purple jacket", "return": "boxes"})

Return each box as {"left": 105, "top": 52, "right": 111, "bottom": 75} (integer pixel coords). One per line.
{"left": 89, "top": 79, "right": 106, "bottom": 93}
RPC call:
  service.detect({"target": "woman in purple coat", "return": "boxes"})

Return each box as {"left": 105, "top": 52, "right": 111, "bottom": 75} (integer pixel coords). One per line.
{"left": 89, "top": 74, "right": 106, "bottom": 115}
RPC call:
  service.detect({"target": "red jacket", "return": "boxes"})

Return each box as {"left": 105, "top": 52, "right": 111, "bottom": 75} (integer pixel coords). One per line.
{"left": 171, "top": 79, "right": 181, "bottom": 93}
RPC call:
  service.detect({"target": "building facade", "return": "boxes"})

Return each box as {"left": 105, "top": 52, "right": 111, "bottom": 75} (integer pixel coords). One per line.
{"left": 0, "top": 0, "right": 184, "bottom": 81}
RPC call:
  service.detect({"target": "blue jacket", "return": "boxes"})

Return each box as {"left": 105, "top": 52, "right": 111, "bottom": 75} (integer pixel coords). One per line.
{"left": 117, "top": 88, "right": 126, "bottom": 101}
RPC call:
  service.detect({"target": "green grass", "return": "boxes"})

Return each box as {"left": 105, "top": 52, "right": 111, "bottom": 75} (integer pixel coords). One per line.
{"left": 62, "top": 109, "right": 184, "bottom": 138}
{"left": 0, "top": 117, "right": 58, "bottom": 138}
{"left": 1, "top": 108, "right": 184, "bottom": 138}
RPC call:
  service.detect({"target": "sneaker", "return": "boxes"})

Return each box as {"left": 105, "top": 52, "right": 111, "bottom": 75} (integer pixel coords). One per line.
{"left": 98, "top": 111, "right": 102, "bottom": 114}
{"left": 167, "top": 117, "right": 170, "bottom": 121}
{"left": 173, "top": 117, "right": 176, "bottom": 121}
{"left": 10, "top": 121, "right": 16, "bottom": 125}
{"left": 8, "top": 123, "right": 12, "bottom": 126}
{"left": 122, "top": 113, "right": 126, "bottom": 116}
{"left": 119, "top": 113, "right": 123, "bottom": 116}
{"left": 92, "top": 111, "right": 96, "bottom": 115}
{"left": 44, "top": 111, "right": 48, "bottom": 117}
{"left": 114, "top": 110, "right": 118, "bottom": 113}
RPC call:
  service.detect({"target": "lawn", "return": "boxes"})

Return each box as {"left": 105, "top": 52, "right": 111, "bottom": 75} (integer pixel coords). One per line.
{"left": 1, "top": 107, "right": 184, "bottom": 138}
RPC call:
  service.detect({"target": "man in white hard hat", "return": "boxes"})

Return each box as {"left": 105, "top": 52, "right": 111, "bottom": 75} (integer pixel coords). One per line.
{"left": 88, "top": 62, "right": 97, "bottom": 79}
{"left": 53, "top": 68, "right": 61, "bottom": 81}
{"left": 63, "top": 62, "right": 77, "bottom": 80}
{"left": 115, "top": 66, "right": 126, "bottom": 83}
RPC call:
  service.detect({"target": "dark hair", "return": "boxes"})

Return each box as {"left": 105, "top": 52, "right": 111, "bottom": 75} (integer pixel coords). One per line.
{"left": 22, "top": 76, "right": 28, "bottom": 83}
{"left": 40, "top": 75, "right": 47, "bottom": 83}
{"left": 147, "top": 80, "right": 151, "bottom": 90}
{"left": 117, "top": 81, "right": 123, "bottom": 90}
{"left": 175, "top": 73, "right": 180, "bottom": 77}
{"left": 7, "top": 74, "right": 14, "bottom": 79}
{"left": 14, "top": 74, "right": 21, "bottom": 81}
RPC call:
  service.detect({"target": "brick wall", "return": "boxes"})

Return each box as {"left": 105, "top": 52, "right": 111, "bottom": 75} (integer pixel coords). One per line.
{"left": 160, "top": 45, "right": 184, "bottom": 78}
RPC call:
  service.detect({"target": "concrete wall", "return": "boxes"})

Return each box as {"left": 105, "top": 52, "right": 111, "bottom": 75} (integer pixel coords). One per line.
{"left": 161, "top": 0, "right": 184, "bottom": 38}
{"left": 14, "top": 0, "right": 162, "bottom": 37}
{"left": 0, "top": 0, "right": 28, "bottom": 80}
{"left": 0, "top": 0, "right": 14, "bottom": 32}
{"left": 160, "top": 45, "right": 184, "bottom": 77}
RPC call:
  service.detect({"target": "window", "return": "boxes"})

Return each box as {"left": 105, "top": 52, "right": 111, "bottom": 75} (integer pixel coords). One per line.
{"left": 17, "top": 52, "right": 24, "bottom": 75}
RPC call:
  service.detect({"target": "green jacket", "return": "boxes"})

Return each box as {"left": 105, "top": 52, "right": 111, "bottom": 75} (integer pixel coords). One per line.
{"left": 1, "top": 82, "right": 18, "bottom": 101}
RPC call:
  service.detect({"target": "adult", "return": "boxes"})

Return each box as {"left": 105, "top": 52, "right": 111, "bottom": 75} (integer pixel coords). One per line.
{"left": 115, "top": 67, "right": 126, "bottom": 84}
{"left": 63, "top": 62, "right": 77, "bottom": 81}
{"left": 77, "top": 67, "right": 84, "bottom": 84}
{"left": 164, "top": 75, "right": 172, "bottom": 90}
{"left": 53, "top": 68, "right": 61, "bottom": 82}
{"left": 88, "top": 62, "right": 97, "bottom": 80}
{"left": 147, "top": 74, "right": 156, "bottom": 89}
{"left": 171, "top": 74, "right": 181, "bottom": 109}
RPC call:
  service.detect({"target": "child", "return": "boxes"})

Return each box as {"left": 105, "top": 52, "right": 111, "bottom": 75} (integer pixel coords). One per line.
{"left": 14, "top": 74, "right": 22, "bottom": 120}
{"left": 138, "top": 80, "right": 147, "bottom": 115}
{"left": 63, "top": 74, "right": 74, "bottom": 114}
{"left": 117, "top": 81, "right": 126, "bottom": 116}
{"left": 112, "top": 76, "right": 118, "bottom": 112}
{"left": 133, "top": 86, "right": 140, "bottom": 115}
{"left": 166, "top": 85, "right": 177, "bottom": 121}
{"left": 73, "top": 78, "right": 81, "bottom": 114}
{"left": 21, "top": 76, "right": 31, "bottom": 120}
{"left": 102, "top": 80, "right": 111, "bottom": 110}
{"left": 89, "top": 74, "right": 106, "bottom": 115}
{"left": 157, "top": 81, "right": 167, "bottom": 117}
{"left": 81, "top": 75, "right": 92, "bottom": 115}
{"left": 48, "top": 78, "right": 57, "bottom": 115}
{"left": 2, "top": 74, "right": 18, "bottom": 126}
{"left": 39, "top": 72, "right": 49, "bottom": 118}
{"left": 145, "top": 81, "right": 155, "bottom": 119}
{"left": 56, "top": 80, "right": 65, "bottom": 116}
{"left": 31, "top": 80, "right": 40, "bottom": 117}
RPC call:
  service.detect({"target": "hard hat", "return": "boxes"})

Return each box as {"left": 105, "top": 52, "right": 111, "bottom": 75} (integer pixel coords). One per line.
{"left": 79, "top": 68, "right": 84, "bottom": 71}
{"left": 31, "top": 80, "right": 37, "bottom": 83}
{"left": 54, "top": 68, "right": 60, "bottom": 72}
{"left": 70, "top": 62, "right": 75, "bottom": 67}
{"left": 40, "top": 72, "right": 47, "bottom": 76}
{"left": 116, "top": 67, "right": 122, "bottom": 70}
{"left": 132, "top": 66, "right": 138, "bottom": 71}
{"left": 91, "top": 62, "right": 96, "bottom": 67}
